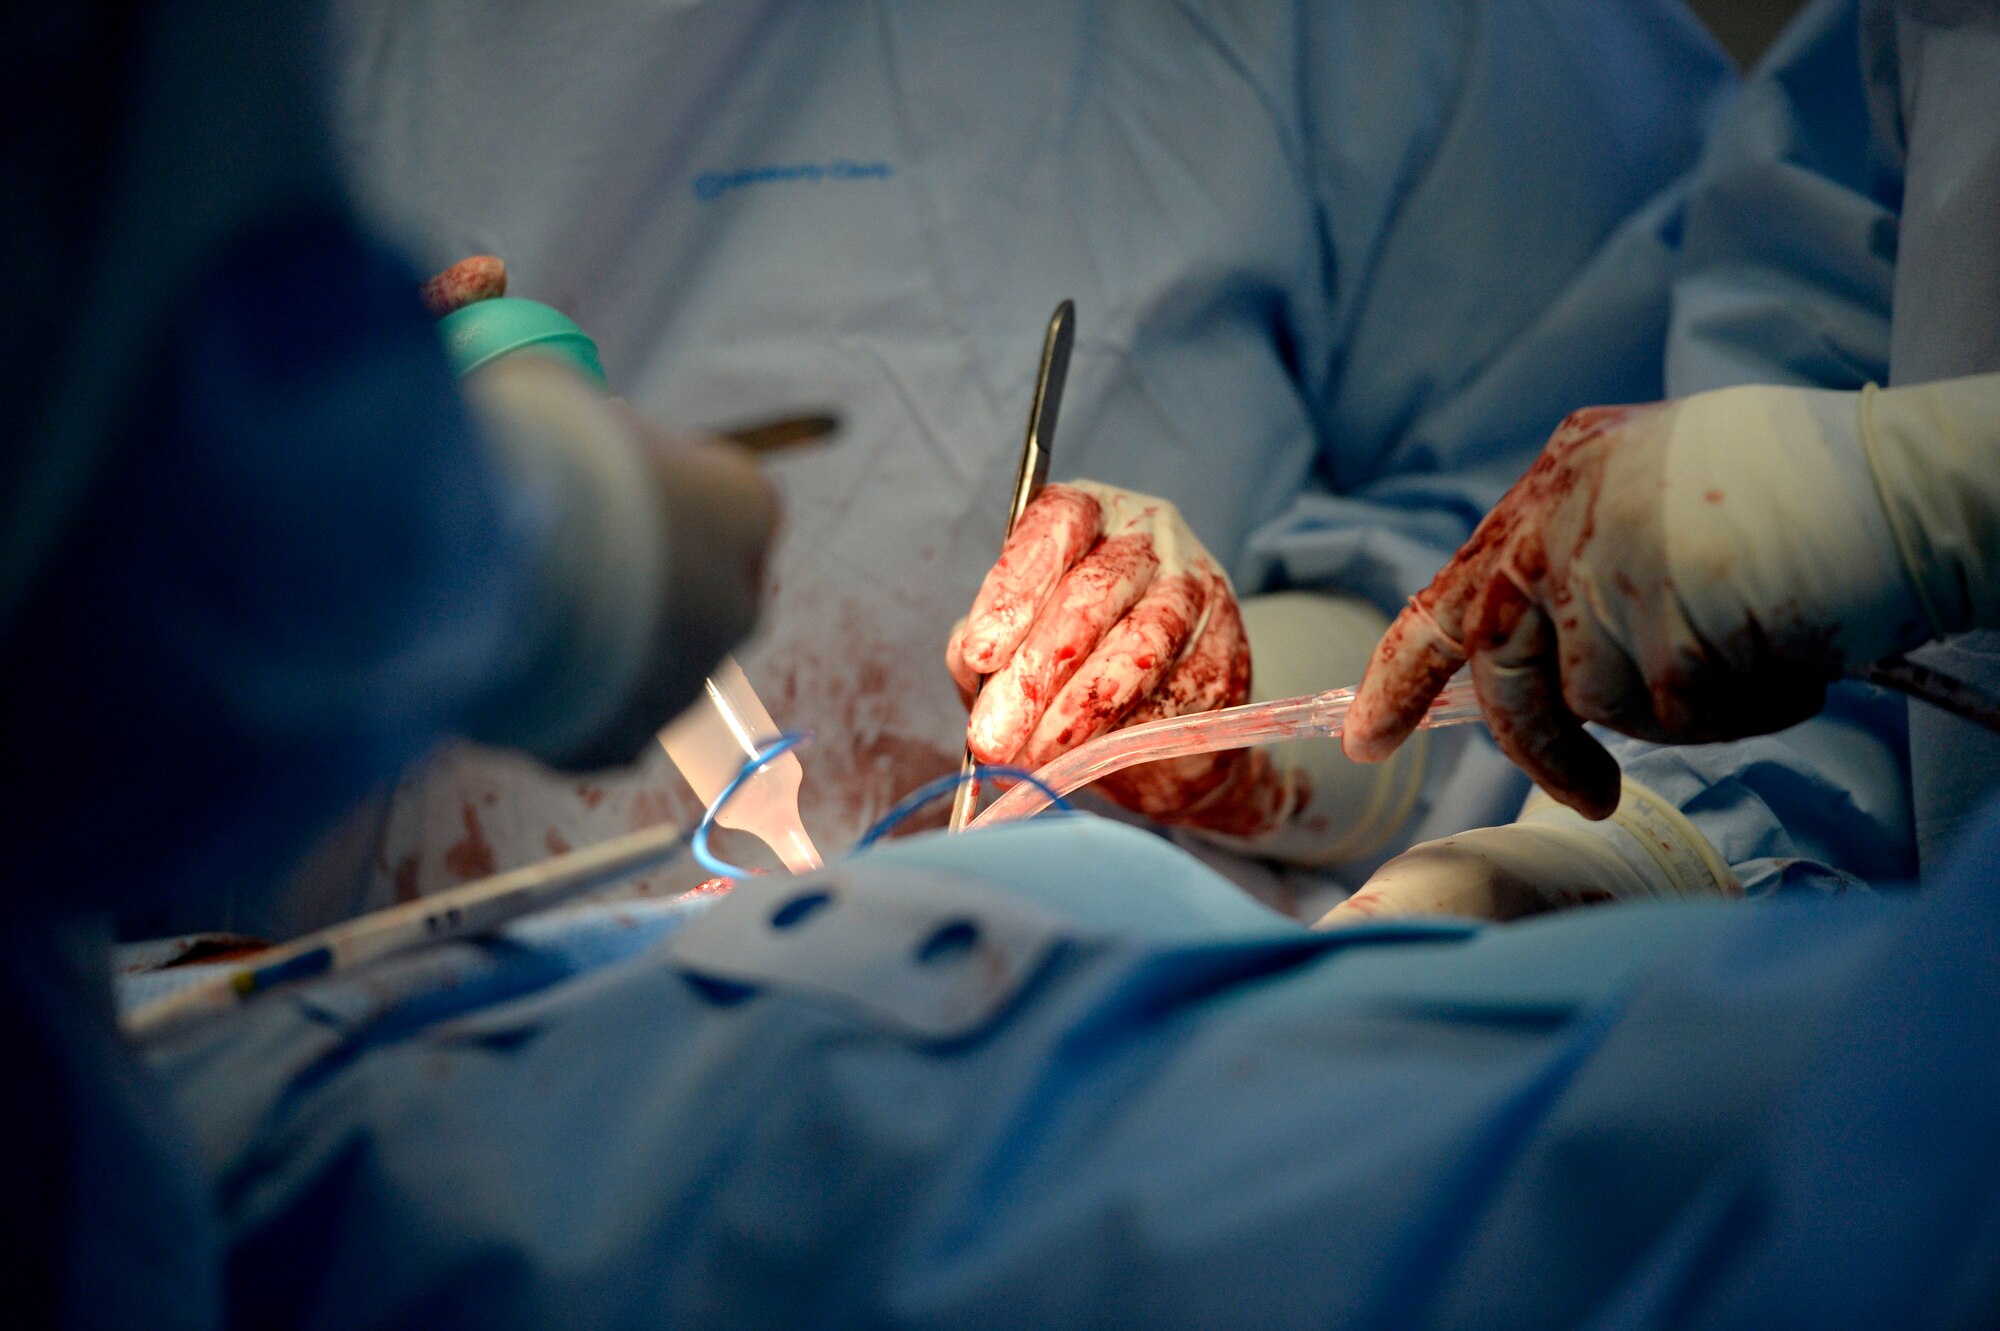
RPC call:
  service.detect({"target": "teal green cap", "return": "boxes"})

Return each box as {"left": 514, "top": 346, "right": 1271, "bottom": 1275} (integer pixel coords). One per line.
{"left": 437, "top": 296, "right": 609, "bottom": 387}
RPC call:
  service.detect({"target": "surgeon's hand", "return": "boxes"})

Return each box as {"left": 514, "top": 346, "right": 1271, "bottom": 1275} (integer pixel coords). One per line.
{"left": 1317, "top": 827, "right": 1617, "bottom": 925}
{"left": 1316, "top": 780, "right": 1738, "bottom": 927}
{"left": 429, "top": 258, "right": 776, "bottom": 770}
{"left": 570, "top": 408, "right": 776, "bottom": 768}
{"left": 420, "top": 254, "right": 508, "bottom": 316}
{"left": 458, "top": 354, "right": 776, "bottom": 771}
{"left": 1342, "top": 385, "right": 1932, "bottom": 818}
{"left": 947, "top": 481, "right": 1293, "bottom": 834}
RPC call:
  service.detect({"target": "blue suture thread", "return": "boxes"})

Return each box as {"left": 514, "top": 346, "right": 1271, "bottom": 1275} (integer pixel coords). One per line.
{"left": 690, "top": 731, "right": 815, "bottom": 880}
{"left": 856, "top": 766, "right": 1075, "bottom": 849}
{"left": 691, "top": 737, "right": 1076, "bottom": 877}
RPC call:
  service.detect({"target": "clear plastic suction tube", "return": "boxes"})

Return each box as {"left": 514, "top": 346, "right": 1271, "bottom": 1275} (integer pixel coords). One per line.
{"left": 968, "top": 680, "right": 1485, "bottom": 829}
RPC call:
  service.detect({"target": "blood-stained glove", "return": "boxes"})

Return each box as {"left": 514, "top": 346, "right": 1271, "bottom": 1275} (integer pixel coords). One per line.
{"left": 1315, "top": 778, "right": 1737, "bottom": 927}
{"left": 945, "top": 481, "right": 1293, "bottom": 835}
{"left": 946, "top": 482, "right": 1430, "bottom": 856}
{"left": 419, "top": 254, "right": 508, "bottom": 316}
{"left": 1343, "top": 377, "right": 2000, "bottom": 818}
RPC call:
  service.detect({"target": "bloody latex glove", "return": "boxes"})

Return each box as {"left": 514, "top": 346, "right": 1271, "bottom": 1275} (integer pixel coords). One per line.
{"left": 946, "top": 481, "right": 1295, "bottom": 834}
{"left": 419, "top": 254, "right": 507, "bottom": 316}
{"left": 1341, "top": 384, "right": 1937, "bottom": 818}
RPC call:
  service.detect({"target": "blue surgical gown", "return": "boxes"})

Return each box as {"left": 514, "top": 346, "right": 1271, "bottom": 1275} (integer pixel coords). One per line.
{"left": 0, "top": 1, "right": 545, "bottom": 1321}
{"left": 328, "top": 0, "right": 1734, "bottom": 904}
{"left": 1612, "top": 0, "right": 2000, "bottom": 893}
{"left": 147, "top": 807, "right": 2000, "bottom": 1328}
{"left": 1, "top": 0, "right": 538, "bottom": 934}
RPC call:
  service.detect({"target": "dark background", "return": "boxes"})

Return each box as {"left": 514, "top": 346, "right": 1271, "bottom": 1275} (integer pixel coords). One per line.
{"left": 1688, "top": 0, "right": 1809, "bottom": 69}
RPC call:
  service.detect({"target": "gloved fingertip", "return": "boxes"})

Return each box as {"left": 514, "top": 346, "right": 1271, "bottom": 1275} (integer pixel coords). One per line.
{"left": 1313, "top": 887, "right": 1398, "bottom": 929}
{"left": 964, "top": 694, "right": 1022, "bottom": 766}
{"left": 945, "top": 658, "right": 980, "bottom": 703}
{"left": 1340, "top": 719, "right": 1406, "bottom": 765}
{"left": 1548, "top": 762, "right": 1620, "bottom": 821}
{"left": 1344, "top": 672, "right": 1441, "bottom": 762}
{"left": 420, "top": 254, "right": 507, "bottom": 316}
{"left": 1019, "top": 700, "right": 1100, "bottom": 769}
{"left": 944, "top": 620, "right": 976, "bottom": 682}
{"left": 1014, "top": 738, "right": 1055, "bottom": 771}
{"left": 961, "top": 636, "right": 1005, "bottom": 673}
{"left": 959, "top": 606, "right": 1031, "bottom": 672}
{"left": 1344, "top": 609, "right": 1466, "bottom": 762}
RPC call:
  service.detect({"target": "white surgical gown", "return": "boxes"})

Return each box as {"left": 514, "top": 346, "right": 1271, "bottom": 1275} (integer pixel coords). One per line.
{"left": 324, "top": 0, "right": 1732, "bottom": 914}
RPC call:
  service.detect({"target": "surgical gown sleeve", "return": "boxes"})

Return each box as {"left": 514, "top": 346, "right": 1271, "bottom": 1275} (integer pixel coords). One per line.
{"left": 1665, "top": 0, "right": 1899, "bottom": 398}
{"left": 0, "top": 2, "right": 534, "bottom": 1320}
{"left": 1601, "top": 0, "right": 1919, "bottom": 896}
{"left": 1, "top": 214, "right": 538, "bottom": 942}
{"left": 0, "top": 0, "right": 539, "bottom": 940}
{"left": 1238, "top": 0, "right": 1734, "bottom": 855}
{"left": 1243, "top": 0, "right": 1732, "bottom": 615}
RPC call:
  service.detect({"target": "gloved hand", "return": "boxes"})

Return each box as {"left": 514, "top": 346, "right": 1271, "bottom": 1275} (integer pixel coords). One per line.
{"left": 428, "top": 258, "right": 775, "bottom": 770}
{"left": 1340, "top": 380, "right": 1999, "bottom": 818}
{"left": 1316, "top": 778, "right": 1738, "bottom": 926}
{"left": 460, "top": 356, "right": 774, "bottom": 771}
{"left": 946, "top": 481, "right": 1294, "bottom": 835}
{"left": 579, "top": 402, "right": 776, "bottom": 767}
{"left": 419, "top": 254, "right": 508, "bottom": 316}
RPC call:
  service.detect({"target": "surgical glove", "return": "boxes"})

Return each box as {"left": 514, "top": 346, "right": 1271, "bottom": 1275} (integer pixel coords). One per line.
{"left": 1342, "top": 378, "right": 2000, "bottom": 817}
{"left": 946, "top": 480, "right": 1292, "bottom": 835}
{"left": 460, "top": 356, "right": 774, "bottom": 770}
{"left": 419, "top": 254, "right": 507, "bottom": 316}
{"left": 1317, "top": 777, "right": 1737, "bottom": 926}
